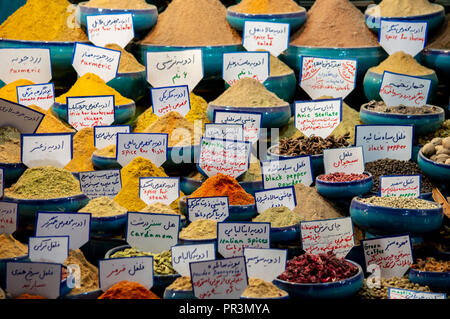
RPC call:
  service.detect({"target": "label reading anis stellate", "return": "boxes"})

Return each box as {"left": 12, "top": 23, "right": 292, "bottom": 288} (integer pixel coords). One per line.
{"left": 86, "top": 13, "right": 134, "bottom": 48}
{"left": 16, "top": 83, "right": 55, "bottom": 111}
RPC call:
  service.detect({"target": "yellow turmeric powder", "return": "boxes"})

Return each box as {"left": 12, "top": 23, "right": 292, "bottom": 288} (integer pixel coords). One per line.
{"left": 369, "top": 51, "right": 435, "bottom": 76}
{"left": 0, "top": 79, "right": 35, "bottom": 102}
{"left": 64, "top": 128, "right": 96, "bottom": 172}
{"left": 232, "top": 0, "right": 304, "bottom": 14}
{"left": 93, "top": 144, "right": 116, "bottom": 158}
{"left": 104, "top": 44, "right": 145, "bottom": 73}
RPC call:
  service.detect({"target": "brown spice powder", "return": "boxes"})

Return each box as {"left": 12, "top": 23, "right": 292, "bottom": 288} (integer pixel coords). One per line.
{"left": 65, "top": 249, "right": 99, "bottom": 295}
{"left": 0, "top": 234, "right": 28, "bottom": 259}
{"left": 105, "top": 44, "right": 145, "bottom": 73}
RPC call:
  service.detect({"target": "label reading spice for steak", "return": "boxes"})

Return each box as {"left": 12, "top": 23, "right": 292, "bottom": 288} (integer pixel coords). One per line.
{"left": 16, "top": 83, "right": 55, "bottom": 111}
{"left": 261, "top": 156, "right": 313, "bottom": 189}
{"left": 94, "top": 125, "right": 131, "bottom": 149}
{"left": 139, "top": 177, "right": 180, "bottom": 206}
{"left": 79, "top": 170, "right": 122, "bottom": 199}
{"left": 379, "top": 175, "right": 421, "bottom": 198}
{"left": 0, "top": 201, "right": 18, "bottom": 234}
{"left": 28, "top": 236, "right": 69, "bottom": 264}
{"left": 116, "top": 133, "right": 168, "bottom": 167}
{"left": 87, "top": 13, "right": 134, "bottom": 48}
{"left": 67, "top": 95, "right": 115, "bottom": 131}
{"left": 254, "top": 186, "right": 297, "bottom": 213}
{"left": 243, "top": 248, "right": 287, "bottom": 282}
{"left": 204, "top": 124, "right": 244, "bottom": 141}
{"left": 151, "top": 85, "right": 191, "bottom": 118}
{"left": 214, "top": 111, "right": 262, "bottom": 143}
{"left": 0, "top": 98, "right": 44, "bottom": 133}
{"left": 243, "top": 21, "right": 290, "bottom": 57}
{"left": 187, "top": 197, "right": 229, "bottom": 222}
{"left": 21, "top": 133, "right": 73, "bottom": 168}
{"left": 171, "top": 244, "right": 216, "bottom": 276}
{"left": 388, "top": 288, "right": 446, "bottom": 299}
{"left": 379, "top": 20, "right": 427, "bottom": 57}
{"left": 222, "top": 51, "right": 270, "bottom": 85}
{"left": 323, "top": 146, "right": 365, "bottom": 175}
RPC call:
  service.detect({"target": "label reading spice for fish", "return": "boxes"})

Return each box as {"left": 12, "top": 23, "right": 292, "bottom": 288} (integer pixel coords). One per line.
{"left": 146, "top": 49, "right": 203, "bottom": 92}
{"left": 21, "top": 133, "right": 73, "bottom": 168}
{"left": 139, "top": 177, "right": 180, "bottom": 206}
{"left": 28, "top": 236, "right": 69, "bottom": 264}
{"left": 362, "top": 234, "right": 413, "bottom": 279}
{"left": 94, "top": 125, "right": 131, "bottom": 149}
{"left": 0, "top": 201, "right": 18, "bottom": 234}
{"left": 379, "top": 71, "right": 432, "bottom": 107}
{"left": 171, "top": 244, "right": 216, "bottom": 276}
{"left": 126, "top": 212, "right": 180, "bottom": 253}
{"left": 355, "top": 125, "right": 414, "bottom": 162}
{"left": 0, "top": 48, "right": 52, "bottom": 84}
{"left": 379, "top": 20, "right": 428, "bottom": 57}
{"left": 214, "top": 111, "right": 263, "bottom": 143}
{"left": 243, "top": 21, "right": 290, "bottom": 57}
{"left": 254, "top": 186, "right": 297, "bottom": 213}
{"left": 0, "top": 98, "right": 45, "bottom": 133}
{"left": 323, "top": 146, "right": 365, "bottom": 175}
{"left": 218, "top": 222, "right": 270, "bottom": 258}
{"left": 243, "top": 248, "right": 287, "bottom": 282}
{"left": 198, "top": 137, "right": 251, "bottom": 179}
{"left": 87, "top": 13, "right": 134, "bottom": 48}
{"left": 222, "top": 52, "right": 270, "bottom": 85}
{"left": 67, "top": 95, "right": 115, "bottom": 131}
{"left": 79, "top": 170, "right": 122, "bottom": 199}
{"left": 204, "top": 124, "right": 244, "bottom": 141}
{"left": 150, "top": 85, "right": 191, "bottom": 118}
{"left": 99, "top": 256, "right": 154, "bottom": 291}
{"left": 261, "top": 156, "right": 313, "bottom": 189}
{"left": 300, "top": 56, "right": 357, "bottom": 99}
{"left": 187, "top": 197, "right": 229, "bottom": 222}
{"left": 388, "top": 288, "right": 446, "bottom": 300}
{"left": 190, "top": 257, "right": 248, "bottom": 299}
{"left": 35, "top": 212, "right": 91, "bottom": 250}
{"left": 300, "top": 217, "right": 354, "bottom": 258}
{"left": 116, "top": 133, "right": 168, "bottom": 167}
{"left": 16, "top": 83, "right": 55, "bottom": 111}
{"left": 72, "top": 43, "right": 121, "bottom": 83}
{"left": 294, "top": 98, "right": 342, "bottom": 138}
{"left": 6, "top": 262, "right": 61, "bottom": 299}
{"left": 379, "top": 175, "right": 421, "bottom": 198}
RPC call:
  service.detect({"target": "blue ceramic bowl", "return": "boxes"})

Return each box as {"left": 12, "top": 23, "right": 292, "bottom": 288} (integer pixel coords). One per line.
{"left": 363, "top": 69, "right": 439, "bottom": 104}
{"left": 77, "top": 2, "right": 158, "bottom": 39}
{"left": 350, "top": 196, "right": 443, "bottom": 235}
{"left": 370, "top": 190, "right": 433, "bottom": 201}
{"left": 90, "top": 213, "right": 127, "bottom": 238}
{"left": 409, "top": 268, "right": 450, "bottom": 290}
{"left": 91, "top": 153, "right": 121, "bottom": 170}
{"left": 267, "top": 144, "right": 323, "bottom": 177}
{"left": 64, "top": 289, "right": 103, "bottom": 299}
{"left": 269, "top": 223, "right": 300, "bottom": 243}
{"left": 315, "top": 172, "right": 373, "bottom": 199}
{"left": 240, "top": 293, "right": 289, "bottom": 300}
{"left": 164, "top": 288, "right": 196, "bottom": 299}
{"left": 0, "top": 162, "right": 27, "bottom": 186}
{"left": 420, "top": 48, "right": 450, "bottom": 86}
{"left": 107, "top": 70, "right": 148, "bottom": 102}
{"left": 180, "top": 175, "right": 263, "bottom": 196}
{"left": 418, "top": 150, "right": 450, "bottom": 183}
{"left": 226, "top": 6, "right": 307, "bottom": 32}
{"left": 272, "top": 260, "right": 364, "bottom": 299}
{"left": 162, "top": 144, "right": 199, "bottom": 176}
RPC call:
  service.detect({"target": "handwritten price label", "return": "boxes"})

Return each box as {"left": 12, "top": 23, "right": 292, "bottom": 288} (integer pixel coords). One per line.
{"left": 214, "top": 111, "right": 263, "bottom": 143}
{"left": 243, "top": 248, "right": 287, "bottom": 282}
{"left": 0, "top": 98, "right": 44, "bottom": 133}
{"left": 204, "top": 124, "right": 244, "bottom": 141}
{"left": 21, "top": 133, "right": 73, "bottom": 168}
{"left": 139, "top": 177, "right": 180, "bottom": 206}
{"left": 67, "top": 95, "right": 115, "bottom": 130}
{"left": 379, "top": 20, "right": 427, "bottom": 57}
{"left": 0, "top": 201, "right": 18, "bottom": 234}
{"left": 380, "top": 175, "right": 421, "bottom": 198}
{"left": 171, "top": 244, "right": 216, "bottom": 276}
{"left": 187, "top": 197, "right": 229, "bottom": 222}
{"left": 16, "top": 83, "right": 55, "bottom": 111}
{"left": 79, "top": 170, "right": 122, "bottom": 199}
{"left": 388, "top": 288, "right": 446, "bottom": 299}
{"left": 243, "top": 21, "right": 289, "bottom": 57}
{"left": 99, "top": 257, "right": 153, "bottom": 291}
{"left": 254, "top": 186, "right": 297, "bottom": 213}
{"left": 28, "top": 236, "right": 69, "bottom": 264}
{"left": 190, "top": 257, "right": 248, "bottom": 299}
{"left": 151, "top": 85, "right": 191, "bottom": 118}
{"left": 94, "top": 125, "right": 130, "bottom": 150}
{"left": 116, "top": 133, "right": 168, "bottom": 167}
{"left": 222, "top": 52, "right": 269, "bottom": 85}
{"left": 87, "top": 13, "right": 134, "bottom": 48}
{"left": 261, "top": 156, "right": 313, "bottom": 189}
{"left": 323, "top": 146, "right": 365, "bottom": 174}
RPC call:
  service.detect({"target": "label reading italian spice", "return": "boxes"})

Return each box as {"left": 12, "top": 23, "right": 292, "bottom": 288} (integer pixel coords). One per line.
{"left": 150, "top": 85, "right": 191, "bottom": 118}
{"left": 300, "top": 56, "right": 357, "bottom": 99}
{"left": 261, "top": 156, "right": 313, "bottom": 189}
{"left": 0, "top": 98, "right": 45, "bottom": 133}
{"left": 94, "top": 125, "right": 130, "bottom": 150}
{"left": 0, "top": 201, "right": 18, "bottom": 234}
{"left": 16, "top": 83, "right": 55, "bottom": 111}
{"left": 28, "top": 236, "right": 69, "bottom": 264}
{"left": 86, "top": 13, "right": 134, "bottom": 48}
{"left": 0, "top": 48, "right": 52, "bottom": 84}
{"left": 139, "top": 177, "right": 180, "bottom": 206}
{"left": 116, "top": 133, "right": 168, "bottom": 167}
{"left": 254, "top": 186, "right": 297, "bottom": 213}
{"left": 243, "top": 248, "right": 287, "bottom": 282}
{"left": 379, "top": 20, "right": 427, "bottom": 57}
{"left": 379, "top": 71, "right": 432, "bottom": 107}
{"left": 67, "top": 95, "right": 115, "bottom": 131}
{"left": 99, "top": 257, "right": 154, "bottom": 291}
{"left": 323, "top": 146, "right": 365, "bottom": 175}
{"left": 388, "top": 288, "right": 446, "bottom": 299}
{"left": 300, "top": 217, "right": 354, "bottom": 258}
{"left": 0, "top": 168, "right": 3, "bottom": 199}
{"left": 190, "top": 257, "right": 248, "bottom": 299}
{"left": 6, "top": 262, "right": 61, "bottom": 299}
{"left": 355, "top": 124, "right": 414, "bottom": 162}
{"left": 204, "top": 124, "right": 244, "bottom": 141}
{"left": 35, "top": 212, "right": 91, "bottom": 250}
{"left": 222, "top": 52, "right": 270, "bottom": 85}
{"left": 295, "top": 98, "right": 342, "bottom": 138}
{"left": 187, "top": 197, "right": 229, "bottom": 222}
{"left": 379, "top": 175, "right": 421, "bottom": 198}
{"left": 214, "top": 111, "right": 263, "bottom": 143}
{"left": 243, "top": 21, "right": 290, "bottom": 57}
{"left": 126, "top": 212, "right": 180, "bottom": 253}
{"left": 72, "top": 43, "right": 121, "bottom": 83}
{"left": 146, "top": 49, "right": 203, "bottom": 92}
{"left": 79, "top": 170, "right": 122, "bottom": 199}
{"left": 171, "top": 244, "right": 216, "bottom": 276}
{"left": 217, "top": 222, "right": 270, "bottom": 258}
{"left": 362, "top": 234, "right": 413, "bottom": 279}
{"left": 21, "top": 133, "right": 73, "bottom": 168}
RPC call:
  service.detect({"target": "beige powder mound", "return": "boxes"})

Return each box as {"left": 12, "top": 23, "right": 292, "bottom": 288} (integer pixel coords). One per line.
{"left": 367, "top": 0, "right": 442, "bottom": 17}
{"left": 105, "top": 44, "right": 145, "bottom": 73}
{"left": 232, "top": 0, "right": 304, "bottom": 14}
{"left": 84, "top": 0, "right": 152, "bottom": 9}
{"left": 369, "top": 51, "right": 435, "bottom": 76}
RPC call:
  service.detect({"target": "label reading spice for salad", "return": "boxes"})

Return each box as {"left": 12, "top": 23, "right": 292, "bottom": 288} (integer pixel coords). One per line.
{"left": 379, "top": 20, "right": 427, "bottom": 57}
{"left": 214, "top": 111, "right": 263, "bottom": 143}
{"left": 171, "top": 244, "right": 216, "bottom": 276}
{"left": 222, "top": 52, "right": 269, "bottom": 85}
{"left": 16, "top": 83, "right": 55, "bottom": 111}
{"left": 0, "top": 98, "right": 44, "bottom": 133}
{"left": 254, "top": 186, "right": 297, "bottom": 213}
{"left": 28, "top": 236, "right": 69, "bottom": 264}
{"left": 379, "top": 175, "right": 421, "bottom": 198}
{"left": 86, "top": 13, "right": 134, "bottom": 48}
{"left": 261, "top": 156, "right": 313, "bottom": 189}
{"left": 139, "top": 177, "right": 180, "bottom": 206}
{"left": 323, "top": 146, "right": 365, "bottom": 175}
{"left": 21, "top": 133, "right": 73, "bottom": 168}
{"left": 388, "top": 288, "right": 446, "bottom": 299}
{"left": 243, "top": 248, "right": 287, "bottom": 282}
{"left": 79, "top": 170, "right": 122, "bottom": 199}
{"left": 151, "top": 85, "right": 191, "bottom": 118}
{"left": 204, "top": 124, "right": 244, "bottom": 141}
{"left": 67, "top": 95, "right": 115, "bottom": 131}
{"left": 0, "top": 201, "right": 18, "bottom": 234}
{"left": 243, "top": 21, "right": 290, "bottom": 57}
{"left": 116, "top": 133, "right": 168, "bottom": 167}
{"left": 94, "top": 125, "right": 130, "bottom": 150}
{"left": 187, "top": 197, "right": 229, "bottom": 222}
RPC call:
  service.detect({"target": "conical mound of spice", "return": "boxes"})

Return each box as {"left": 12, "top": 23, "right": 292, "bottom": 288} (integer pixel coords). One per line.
{"left": 83, "top": 0, "right": 152, "bottom": 9}
{"left": 369, "top": 51, "right": 434, "bottom": 76}
{"left": 141, "top": 0, "right": 241, "bottom": 46}
{"left": 0, "top": 234, "right": 28, "bottom": 259}
{"left": 105, "top": 44, "right": 145, "bottom": 73}
{"left": 0, "top": 126, "right": 21, "bottom": 163}
{"left": 64, "top": 128, "right": 96, "bottom": 173}
{"left": 232, "top": 0, "right": 305, "bottom": 14}
{"left": 368, "top": 0, "right": 442, "bottom": 17}
{"left": 427, "top": 15, "right": 450, "bottom": 50}
{"left": 0, "top": 79, "right": 35, "bottom": 101}
{"left": 290, "top": 0, "right": 379, "bottom": 48}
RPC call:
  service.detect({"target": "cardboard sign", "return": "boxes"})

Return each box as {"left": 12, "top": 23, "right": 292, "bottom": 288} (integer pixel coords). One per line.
{"left": 355, "top": 125, "right": 414, "bottom": 162}
{"left": 16, "top": 83, "right": 55, "bottom": 111}
{"left": 28, "top": 236, "right": 69, "bottom": 264}
{"left": 243, "top": 21, "right": 290, "bottom": 57}
{"left": 295, "top": 98, "right": 342, "bottom": 138}
{"left": 67, "top": 95, "right": 115, "bottom": 130}
{"left": 0, "top": 48, "right": 52, "bottom": 84}
{"left": 146, "top": 49, "right": 203, "bottom": 92}
{"left": 139, "top": 177, "right": 180, "bottom": 206}
{"left": 171, "top": 244, "right": 216, "bottom": 276}
{"left": 300, "top": 217, "right": 354, "bottom": 258}
{"left": 187, "top": 197, "right": 229, "bottom": 222}
{"left": 222, "top": 52, "right": 270, "bottom": 85}
{"left": 190, "top": 257, "right": 248, "bottom": 299}
{"left": 86, "top": 13, "right": 134, "bottom": 48}
{"left": 300, "top": 56, "right": 357, "bottom": 99}
{"left": 116, "top": 133, "right": 168, "bottom": 167}
{"left": 21, "top": 133, "right": 73, "bottom": 168}
{"left": 204, "top": 124, "right": 244, "bottom": 141}
{"left": 126, "top": 212, "right": 180, "bottom": 253}
{"left": 79, "top": 170, "right": 122, "bottom": 199}
{"left": 0, "top": 201, "right": 18, "bottom": 234}
{"left": 379, "top": 20, "right": 427, "bottom": 57}
{"left": 99, "top": 257, "right": 153, "bottom": 291}
{"left": 94, "top": 125, "right": 130, "bottom": 150}
{"left": 151, "top": 85, "right": 191, "bottom": 118}
{"left": 0, "top": 98, "right": 44, "bottom": 133}
{"left": 379, "top": 175, "right": 421, "bottom": 198}
{"left": 261, "top": 156, "right": 313, "bottom": 189}
{"left": 214, "top": 111, "right": 263, "bottom": 143}
{"left": 388, "top": 288, "right": 446, "bottom": 300}
{"left": 254, "top": 186, "right": 297, "bottom": 213}
{"left": 243, "top": 248, "right": 287, "bottom": 282}
{"left": 323, "top": 146, "right": 365, "bottom": 175}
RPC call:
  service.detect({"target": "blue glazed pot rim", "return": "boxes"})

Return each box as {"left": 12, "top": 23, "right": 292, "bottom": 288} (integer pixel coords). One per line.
{"left": 0, "top": 254, "right": 28, "bottom": 262}
{"left": 240, "top": 294, "right": 289, "bottom": 299}
{"left": 179, "top": 237, "right": 217, "bottom": 242}
{"left": 137, "top": 43, "right": 243, "bottom": 49}
{"left": 115, "top": 70, "right": 146, "bottom": 76}
{"left": 227, "top": 6, "right": 306, "bottom": 18}
{"left": 3, "top": 193, "right": 88, "bottom": 204}
{"left": 409, "top": 268, "right": 450, "bottom": 277}
{"left": 155, "top": 273, "right": 182, "bottom": 278}
{"left": 181, "top": 176, "right": 262, "bottom": 187}
{"left": 270, "top": 223, "right": 300, "bottom": 231}
{"left": 0, "top": 162, "right": 26, "bottom": 168}
{"left": 366, "top": 69, "right": 436, "bottom": 77}
{"left": 316, "top": 172, "right": 373, "bottom": 186}
{"left": 65, "top": 289, "right": 103, "bottom": 298}
{"left": 165, "top": 288, "right": 192, "bottom": 293}
{"left": 91, "top": 212, "right": 127, "bottom": 222}
{"left": 422, "top": 48, "right": 450, "bottom": 55}
{"left": 53, "top": 101, "right": 136, "bottom": 108}
{"left": 365, "top": 5, "right": 445, "bottom": 20}
{"left": 351, "top": 196, "right": 443, "bottom": 213}
{"left": 0, "top": 38, "right": 90, "bottom": 45}
{"left": 267, "top": 71, "right": 295, "bottom": 79}
{"left": 419, "top": 151, "right": 450, "bottom": 170}
{"left": 79, "top": 1, "right": 157, "bottom": 13}
{"left": 267, "top": 145, "right": 323, "bottom": 158}
{"left": 168, "top": 144, "right": 200, "bottom": 151}
{"left": 286, "top": 44, "right": 382, "bottom": 51}
{"left": 360, "top": 105, "right": 444, "bottom": 119}
{"left": 208, "top": 103, "right": 290, "bottom": 112}
{"left": 91, "top": 153, "right": 116, "bottom": 161}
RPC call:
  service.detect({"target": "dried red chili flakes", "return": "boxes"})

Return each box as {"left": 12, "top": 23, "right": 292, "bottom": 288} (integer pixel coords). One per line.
{"left": 318, "top": 172, "right": 369, "bottom": 182}
{"left": 278, "top": 251, "right": 358, "bottom": 284}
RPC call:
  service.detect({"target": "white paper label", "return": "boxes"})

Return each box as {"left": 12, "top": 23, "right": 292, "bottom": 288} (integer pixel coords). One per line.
{"left": 261, "top": 156, "right": 313, "bottom": 189}
{"left": 204, "top": 124, "right": 244, "bottom": 141}
{"left": 379, "top": 175, "right": 421, "bottom": 198}
{"left": 87, "top": 13, "right": 134, "bottom": 48}
{"left": 223, "top": 52, "right": 269, "bottom": 85}
{"left": 21, "top": 133, "right": 72, "bottom": 168}
{"left": 99, "top": 257, "right": 153, "bottom": 291}
{"left": 16, "top": 83, "right": 55, "bottom": 111}
{"left": 243, "top": 21, "right": 290, "bottom": 57}
{"left": 0, "top": 98, "right": 44, "bottom": 133}
{"left": 94, "top": 125, "right": 130, "bottom": 150}
{"left": 379, "top": 20, "right": 427, "bottom": 57}
{"left": 323, "top": 146, "right": 365, "bottom": 175}
{"left": 244, "top": 248, "right": 287, "bottom": 282}
{"left": 187, "top": 197, "right": 229, "bottom": 222}
{"left": 79, "top": 170, "right": 122, "bottom": 199}
{"left": 171, "top": 244, "right": 216, "bottom": 277}
{"left": 116, "top": 133, "right": 168, "bottom": 167}
{"left": 254, "top": 186, "right": 297, "bottom": 213}
{"left": 214, "top": 111, "right": 263, "bottom": 143}
{"left": 0, "top": 201, "right": 18, "bottom": 234}
{"left": 67, "top": 95, "right": 115, "bottom": 131}
{"left": 28, "top": 236, "right": 69, "bottom": 264}
{"left": 388, "top": 288, "right": 446, "bottom": 299}
{"left": 139, "top": 177, "right": 180, "bottom": 206}
{"left": 150, "top": 85, "right": 191, "bottom": 118}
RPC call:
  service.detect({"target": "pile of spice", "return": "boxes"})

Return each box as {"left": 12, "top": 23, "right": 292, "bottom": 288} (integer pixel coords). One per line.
{"left": 278, "top": 133, "right": 350, "bottom": 156}
{"left": 211, "top": 78, "right": 288, "bottom": 108}
{"left": 64, "top": 249, "right": 99, "bottom": 295}
{"left": 357, "top": 196, "right": 439, "bottom": 210}
{"left": 15, "top": 294, "right": 47, "bottom": 299}
{"left": 141, "top": 0, "right": 241, "bottom": 46}
{"left": 83, "top": 0, "right": 152, "bottom": 9}
{"left": 359, "top": 276, "right": 430, "bottom": 299}
{"left": 367, "top": 0, "right": 443, "bottom": 17}
{"left": 369, "top": 51, "right": 434, "bottom": 76}
{"left": 105, "top": 44, "right": 146, "bottom": 73}
{"left": 318, "top": 172, "right": 370, "bottom": 182}
{"left": 242, "top": 278, "right": 288, "bottom": 298}
{"left": 179, "top": 219, "right": 218, "bottom": 240}
{"left": 64, "top": 127, "right": 96, "bottom": 172}
{"left": 278, "top": 251, "right": 359, "bottom": 283}
{"left": 0, "top": 126, "right": 21, "bottom": 163}
{"left": 289, "top": 0, "right": 379, "bottom": 48}
{"left": 411, "top": 257, "right": 450, "bottom": 272}
{"left": 98, "top": 281, "right": 160, "bottom": 299}
{"left": 5, "top": 166, "right": 82, "bottom": 200}
{"left": 419, "top": 120, "right": 450, "bottom": 145}
{"left": 0, "top": 234, "right": 28, "bottom": 259}
{"left": 269, "top": 54, "right": 294, "bottom": 76}
{"left": 188, "top": 173, "right": 255, "bottom": 205}
{"left": 231, "top": 0, "right": 304, "bottom": 14}
{"left": 78, "top": 197, "right": 128, "bottom": 217}
{"left": 363, "top": 100, "right": 441, "bottom": 115}
{"left": 253, "top": 206, "right": 302, "bottom": 227}
{"left": 0, "top": 0, "right": 87, "bottom": 41}
{"left": 140, "top": 202, "right": 186, "bottom": 220}
{"left": 166, "top": 276, "right": 192, "bottom": 291}
{"left": 93, "top": 144, "right": 116, "bottom": 158}
{"left": 0, "top": 79, "right": 34, "bottom": 101}
{"left": 110, "top": 247, "right": 176, "bottom": 275}
{"left": 428, "top": 15, "right": 450, "bottom": 50}
{"left": 421, "top": 137, "right": 450, "bottom": 165}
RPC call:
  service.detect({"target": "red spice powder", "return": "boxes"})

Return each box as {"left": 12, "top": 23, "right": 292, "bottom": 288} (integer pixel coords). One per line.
{"left": 98, "top": 281, "right": 160, "bottom": 299}
{"left": 15, "top": 294, "right": 47, "bottom": 299}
